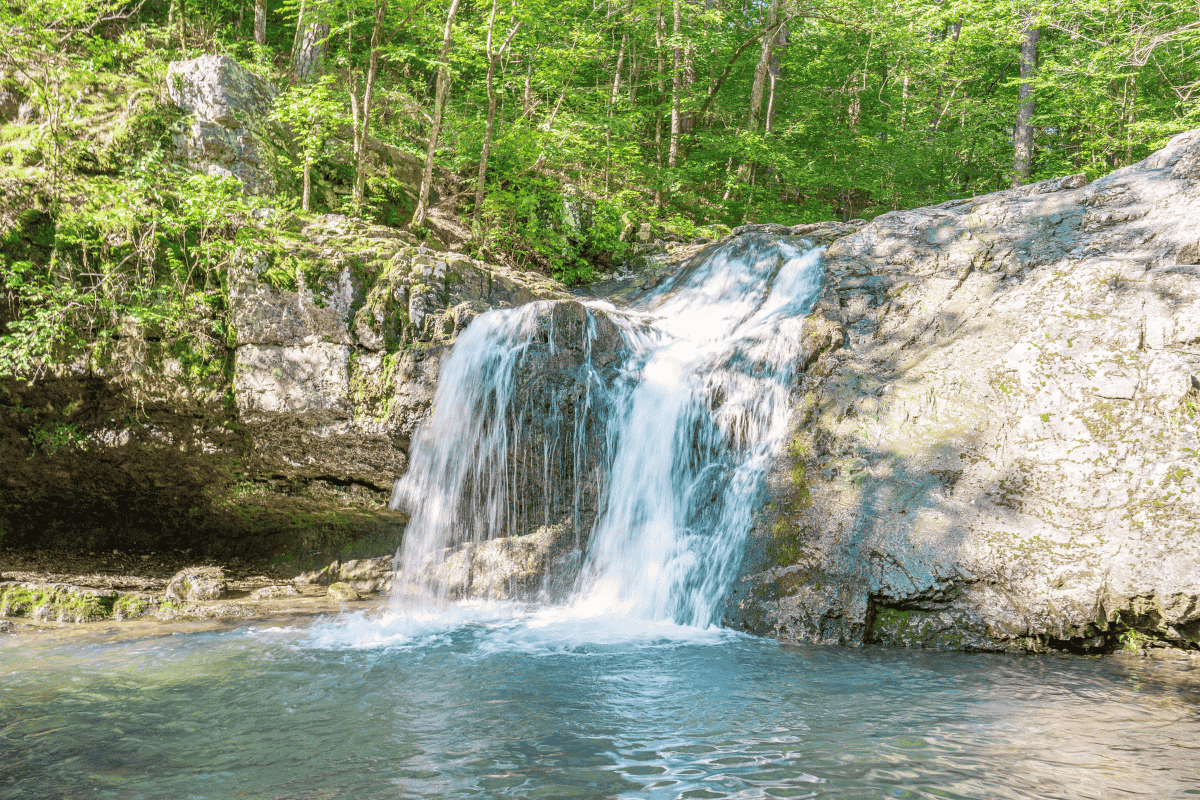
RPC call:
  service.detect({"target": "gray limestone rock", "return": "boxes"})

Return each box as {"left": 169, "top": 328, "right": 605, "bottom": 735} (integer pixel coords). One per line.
{"left": 250, "top": 585, "right": 299, "bottom": 600}
{"left": 166, "top": 55, "right": 276, "bottom": 194}
{"left": 234, "top": 343, "right": 351, "bottom": 414}
{"left": 729, "top": 128, "right": 1200, "bottom": 653}
{"left": 223, "top": 215, "right": 573, "bottom": 496}
{"left": 165, "top": 567, "right": 227, "bottom": 603}
{"left": 327, "top": 582, "right": 361, "bottom": 601}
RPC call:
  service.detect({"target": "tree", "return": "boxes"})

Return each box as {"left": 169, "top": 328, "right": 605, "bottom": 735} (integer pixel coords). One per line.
{"left": 1012, "top": 9, "right": 1040, "bottom": 188}
{"left": 350, "top": 0, "right": 389, "bottom": 212}
{"left": 473, "top": 0, "right": 521, "bottom": 228}
{"left": 255, "top": 0, "right": 267, "bottom": 46}
{"left": 412, "top": 0, "right": 463, "bottom": 228}
{"left": 271, "top": 76, "right": 340, "bottom": 211}
{"left": 294, "top": 0, "right": 331, "bottom": 80}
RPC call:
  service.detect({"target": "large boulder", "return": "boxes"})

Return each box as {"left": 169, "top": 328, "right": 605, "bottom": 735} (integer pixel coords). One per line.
{"left": 728, "top": 129, "right": 1200, "bottom": 653}
{"left": 167, "top": 54, "right": 276, "bottom": 194}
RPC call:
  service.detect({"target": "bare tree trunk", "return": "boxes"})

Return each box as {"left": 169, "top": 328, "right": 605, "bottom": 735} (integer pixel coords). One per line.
{"left": 523, "top": 60, "right": 533, "bottom": 115}
{"left": 668, "top": 0, "right": 681, "bottom": 169}
{"left": 169, "top": 0, "right": 186, "bottom": 48}
{"left": 254, "top": 0, "right": 266, "bottom": 46}
{"left": 765, "top": 71, "right": 776, "bottom": 133}
{"left": 1124, "top": 73, "right": 1137, "bottom": 166}
{"left": 351, "top": 0, "right": 388, "bottom": 212}
{"left": 302, "top": 158, "right": 312, "bottom": 211}
{"left": 930, "top": 15, "right": 963, "bottom": 136}
{"left": 1012, "top": 13, "right": 1039, "bottom": 188}
{"left": 747, "top": 0, "right": 780, "bottom": 132}
{"left": 605, "top": 30, "right": 627, "bottom": 192}
{"left": 654, "top": 3, "right": 665, "bottom": 208}
{"left": 474, "top": 3, "right": 521, "bottom": 228}
{"left": 413, "top": 0, "right": 462, "bottom": 229}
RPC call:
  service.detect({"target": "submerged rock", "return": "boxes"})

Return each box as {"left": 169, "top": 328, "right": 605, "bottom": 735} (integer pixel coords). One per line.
{"left": 730, "top": 129, "right": 1200, "bottom": 653}
{"left": 249, "top": 585, "right": 299, "bottom": 600}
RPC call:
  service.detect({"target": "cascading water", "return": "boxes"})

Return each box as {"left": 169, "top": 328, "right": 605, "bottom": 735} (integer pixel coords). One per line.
{"left": 388, "top": 233, "right": 824, "bottom": 626}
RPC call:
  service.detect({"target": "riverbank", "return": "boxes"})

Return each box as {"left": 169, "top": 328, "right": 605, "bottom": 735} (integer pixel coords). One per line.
{"left": 0, "top": 547, "right": 393, "bottom": 635}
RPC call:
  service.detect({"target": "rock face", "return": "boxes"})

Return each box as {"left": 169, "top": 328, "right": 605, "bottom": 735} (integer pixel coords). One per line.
{"left": 167, "top": 55, "right": 276, "bottom": 194}
{"left": 728, "top": 129, "right": 1200, "bottom": 652}
{"left": 229, "top": 214, "right": 572, "bottom": 495}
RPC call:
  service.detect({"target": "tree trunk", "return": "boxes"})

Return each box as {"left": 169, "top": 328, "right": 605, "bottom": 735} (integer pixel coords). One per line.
{"left": 523, "top": 60, "right": 533, "bottom": 115}
{"left": 1012, "top": 14, "right": 1039, "bottom": 188}
{"left": 352, "top": 0, "right": 388, "bottom": 212}
{"left": 413, "top": 0, "right": 462, "bottom": 229}
{"left": 169, "top": 0, "right": 186, "bottom": 48}
{"left": 302, "top": 157, "right": 312, "bottom": 211}
{"left": 294, "top": 1, "right": 330, "bottom": 81}
{"left": 747, "top": 0, "right": 780, "bottom": 133}
{"left": 654, "top": 3, "right": 665, "bottom": 208}
{"left": 668, "top": 0, "right": 681, "bottom": 169}
{"left": 930, "top": 16, "right": 963, "bottom": 135}
{"left": 474, "top": 5, "right": 521, "bottom": 228}
{"left": 254, "top": 0, "right": 266, "bottom": 47}
{"left": 605, "top": 30, "right": 627, "bottom": 193}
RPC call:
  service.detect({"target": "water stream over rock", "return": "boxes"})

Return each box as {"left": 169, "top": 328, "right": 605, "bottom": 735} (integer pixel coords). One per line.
{"left": 388, "top": 234, "right": 823, "bottom": 625}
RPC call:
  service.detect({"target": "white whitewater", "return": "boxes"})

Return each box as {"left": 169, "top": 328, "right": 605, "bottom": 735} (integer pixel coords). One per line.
{"left": 388, "top": 234, "right": 824, "bottom": 627}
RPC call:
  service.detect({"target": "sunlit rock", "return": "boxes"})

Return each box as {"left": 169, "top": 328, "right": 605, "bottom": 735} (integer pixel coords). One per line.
{"left": 731, "top": 129, "right": 1200, "bottom": 652}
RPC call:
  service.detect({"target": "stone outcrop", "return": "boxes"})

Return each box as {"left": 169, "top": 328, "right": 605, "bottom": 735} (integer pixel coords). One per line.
{"left": 728, "top": 129, "right": 1200, "bottom": 652}
{"left": 167, "top": 55, "right": 276, "bottom": 194}
{"left": 229, "top": 213, "right": 572, "bottom": 495}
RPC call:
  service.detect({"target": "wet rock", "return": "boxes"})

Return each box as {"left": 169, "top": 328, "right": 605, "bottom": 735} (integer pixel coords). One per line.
{"left": 732, "top": 128, "right": 1200, "bottom": 653}
{"left": 327, "top": 582, "right": 361, "bottom": 601}
{"left": 433, "top": 526, "right": 572, "bottom": 601}
{"left": 165, "top": 567, "right": 227, "bottom": 603}
{"left": 296, "top": 556, "right": 393, "bottom": 592}
{"left": 113, "top": 592, "right": 156, "bottom": 620}
{"left": 0, "top": 583, "right": 114, "bottom": 623}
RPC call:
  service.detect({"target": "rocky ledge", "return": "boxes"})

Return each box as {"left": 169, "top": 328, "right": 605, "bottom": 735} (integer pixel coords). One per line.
{"left": 0, "top": 549, "right": 397, "bottom": 633}
{"left": 728, "top": 128, "right": 1200, "bottom": 654}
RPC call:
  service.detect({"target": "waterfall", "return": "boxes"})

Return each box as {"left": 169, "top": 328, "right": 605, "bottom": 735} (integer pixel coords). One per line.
{"left": 388, "top": 234, "right": 824, "bottom": 626}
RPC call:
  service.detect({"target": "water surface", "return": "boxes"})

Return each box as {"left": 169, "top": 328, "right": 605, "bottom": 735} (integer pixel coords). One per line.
{"left": 3, "top": 606, "right": 1198, "bottom": 799}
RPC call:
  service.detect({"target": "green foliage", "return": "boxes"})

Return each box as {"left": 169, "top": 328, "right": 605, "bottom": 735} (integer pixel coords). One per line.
{"left": 1119, "top": 629, "right": 1151, "bottom": 651}
{"left": 0, "top": 146, "right": 256, "bottom": 381}
{"left": 27, "top": 420, "right": 88, "bottom": 456}
{"left": 3, "top": 0, "right": 1199, "bottom": 296}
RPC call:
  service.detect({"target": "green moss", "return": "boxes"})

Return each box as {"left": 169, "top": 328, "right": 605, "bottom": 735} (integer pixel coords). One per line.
{"left": 0, "top": 585, "right": 110, "bottom": 622}
{"left": 871, "top": 606, "right": 968, "bottom": 649}
{"left": 112, "top": 593, "right": 153, "bottom": 619}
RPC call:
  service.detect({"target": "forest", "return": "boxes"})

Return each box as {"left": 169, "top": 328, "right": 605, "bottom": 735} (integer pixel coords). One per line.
{"left": 3, "top": 0, "right": 1198, "bottom": 280}
{"left": 0, "top": 0, "right": 1197, "bottom": 390}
